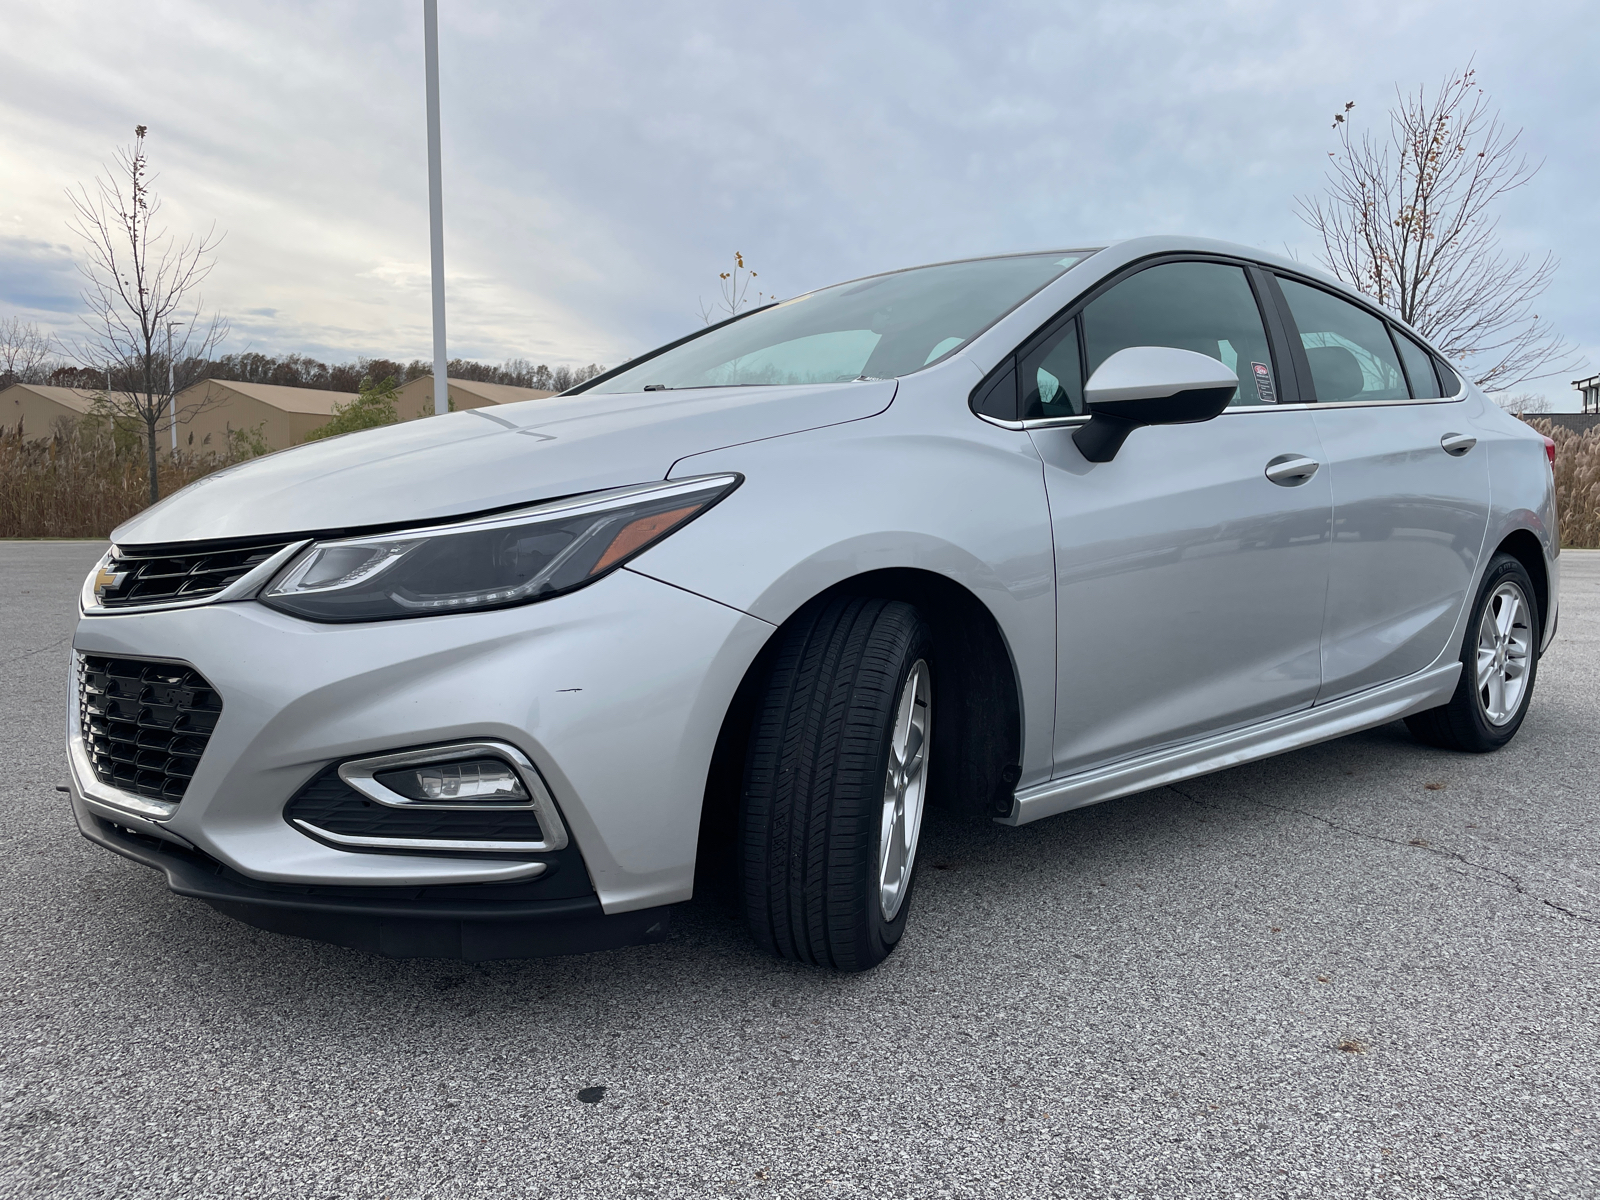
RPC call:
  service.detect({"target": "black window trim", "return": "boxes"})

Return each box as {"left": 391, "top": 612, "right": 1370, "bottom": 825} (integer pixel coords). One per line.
{"left": 970, "top": 250, "right": 1308, "bottom": 429}
{"left": 1265, "top": 269, "right": 1467, "bottom": 407}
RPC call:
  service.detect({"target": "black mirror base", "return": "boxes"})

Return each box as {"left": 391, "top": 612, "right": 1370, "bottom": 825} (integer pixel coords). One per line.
{"left": 1072, "top": 415, "right": 1141, "bottom": 463}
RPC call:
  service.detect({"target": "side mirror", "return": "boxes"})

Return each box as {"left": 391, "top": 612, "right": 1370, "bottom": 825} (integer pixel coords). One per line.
{"left": 1072, "top": 346, "right": 1238, "bottom": 462}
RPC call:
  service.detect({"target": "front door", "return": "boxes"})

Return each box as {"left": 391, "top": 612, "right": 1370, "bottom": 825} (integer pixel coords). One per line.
{"left": 1272, "top": 276, "right": 1491, "bottom": 699}
{"left": 1026, "top": 260, "right": 1333, "bottom": 776}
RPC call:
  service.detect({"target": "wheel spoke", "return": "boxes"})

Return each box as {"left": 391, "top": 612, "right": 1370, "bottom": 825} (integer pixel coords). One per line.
{"left": 1486, "top": 670, "right": 1506, "bottom": 720}
{"left": 1476, "top": 646, "right": 1498, "bottom": 687}
{"left": 1496, "top": 594, "right": 1519, "bottom": 639}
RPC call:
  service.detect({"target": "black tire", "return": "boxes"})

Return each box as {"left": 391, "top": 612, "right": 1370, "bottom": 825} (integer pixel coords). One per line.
{"left": 1405, "top": 553, "right": 1540, "bottom": 753}
{"left": 741, "top": 596, "right": 933, "bottom": 971}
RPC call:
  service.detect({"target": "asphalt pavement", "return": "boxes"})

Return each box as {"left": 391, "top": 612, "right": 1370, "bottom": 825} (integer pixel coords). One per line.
{"left": 2, "top": 541, "right": 1596, "bottom": 1199}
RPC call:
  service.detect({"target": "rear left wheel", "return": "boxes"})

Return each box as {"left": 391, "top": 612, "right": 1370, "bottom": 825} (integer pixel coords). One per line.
{"left": 741, "top": 597, "right": 933, "bottom": 971}
{"left": 1405, "top": 553, "right": 1540, "bottom": 753}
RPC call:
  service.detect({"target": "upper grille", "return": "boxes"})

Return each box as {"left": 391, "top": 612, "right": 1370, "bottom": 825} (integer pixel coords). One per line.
{"left": 78, "top": 655, "right": 223, "bottom": 803}
{"left": 96, "top": 541, "right": 295, "bottom": 607}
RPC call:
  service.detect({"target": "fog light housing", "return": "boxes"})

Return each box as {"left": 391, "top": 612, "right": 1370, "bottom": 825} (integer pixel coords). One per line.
{"left": 375, "top": 759, "right": 529, "bottom": 803}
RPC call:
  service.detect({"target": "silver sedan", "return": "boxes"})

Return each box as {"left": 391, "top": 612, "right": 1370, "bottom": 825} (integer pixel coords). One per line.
{"left": 66, "top": 236, "right": 1558, "bottom": 970}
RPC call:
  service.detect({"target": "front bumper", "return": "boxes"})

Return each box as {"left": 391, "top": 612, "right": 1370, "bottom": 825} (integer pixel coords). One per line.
{"left": 73, "top": 792, "right": 670, "bottom": 959}
{"left": 69, "top": 566, "right": 775, "bottom": 924}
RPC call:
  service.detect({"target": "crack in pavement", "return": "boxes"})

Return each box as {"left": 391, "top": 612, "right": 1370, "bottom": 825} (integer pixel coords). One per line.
{"left": 5, "top": 633, "right": 72, "bottom": 667}
{"left": 1164, "top": 783, "right": 1600, "bottom": 927}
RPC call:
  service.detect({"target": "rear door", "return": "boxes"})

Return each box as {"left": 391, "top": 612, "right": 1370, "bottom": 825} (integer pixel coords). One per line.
{"left": 1012, "top": 259, "right": 1333, "bottom": 776}
{"left": 1270, "top": 275, "right": 1490, "bottom": 700}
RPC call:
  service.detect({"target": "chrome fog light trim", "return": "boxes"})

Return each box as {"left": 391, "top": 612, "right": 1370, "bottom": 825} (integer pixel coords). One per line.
{"left": 333, "top": 741, "right": 569, "bottom": 852}
{"left": 286, "top": 824, "right": 558, "bottom": 858}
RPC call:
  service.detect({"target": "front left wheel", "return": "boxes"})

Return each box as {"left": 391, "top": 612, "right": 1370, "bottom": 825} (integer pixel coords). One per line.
{"left": 741, "top": 597, "right": 933, "bottom": 971}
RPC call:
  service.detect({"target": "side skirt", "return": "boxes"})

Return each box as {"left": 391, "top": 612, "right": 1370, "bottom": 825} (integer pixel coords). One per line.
{"left": 1002, "top": 661, "right": 1462, "bottom": 826}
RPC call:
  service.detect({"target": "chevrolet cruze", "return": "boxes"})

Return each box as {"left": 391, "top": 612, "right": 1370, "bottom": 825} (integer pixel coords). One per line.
{"left": 66, "top": 237, "right": 1559, "bottom": 970}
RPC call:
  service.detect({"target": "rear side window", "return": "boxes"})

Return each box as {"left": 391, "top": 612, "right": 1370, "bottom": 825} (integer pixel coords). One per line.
{"left": 1277, "top": 277, "right": 1408, "bottom": 403}
{"left": 1392, "top": 328, "right": 1442, "bottom": 399}
{"left": 1081, "top": 262, "right": 1276, "bottom": 407}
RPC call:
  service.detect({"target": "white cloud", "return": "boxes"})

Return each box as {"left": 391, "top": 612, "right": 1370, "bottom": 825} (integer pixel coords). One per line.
{"left": 0, "top": 0, "right": 1592, "bottom": 404}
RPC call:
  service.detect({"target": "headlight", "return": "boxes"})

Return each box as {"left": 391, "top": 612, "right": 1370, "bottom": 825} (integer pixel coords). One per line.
{"left": 260, "top": 473, "right": 740, "bottom": 622}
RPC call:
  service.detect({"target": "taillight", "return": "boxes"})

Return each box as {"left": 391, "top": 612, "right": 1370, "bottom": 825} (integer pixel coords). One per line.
{"left": 1542, "top": 436, "right": 1556, "bottom": 467}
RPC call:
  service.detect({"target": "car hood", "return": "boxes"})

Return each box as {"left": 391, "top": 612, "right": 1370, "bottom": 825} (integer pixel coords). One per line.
{"left": 113, "top": 380, "right": 897, "bottom": 545}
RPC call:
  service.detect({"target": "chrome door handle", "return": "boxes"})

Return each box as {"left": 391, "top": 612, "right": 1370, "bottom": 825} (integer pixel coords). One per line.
{"left": 1264, "top": 453, "right": 1320, "bottom": 486}
{"left": 1441, "top": 432, "right": 1477, "bottom": 456}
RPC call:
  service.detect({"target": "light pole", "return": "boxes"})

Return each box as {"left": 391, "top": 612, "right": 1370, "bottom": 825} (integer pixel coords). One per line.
{"left": 166, "top": 321, "right": 184, "bottom": 452}
{"left": 424, "top": 0, "right": 448, "bottom": 417}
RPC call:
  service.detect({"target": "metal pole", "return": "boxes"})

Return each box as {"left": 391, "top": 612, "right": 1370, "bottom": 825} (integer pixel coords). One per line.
{"left": 424, "top": 0, "right": 448, "bottom": 417}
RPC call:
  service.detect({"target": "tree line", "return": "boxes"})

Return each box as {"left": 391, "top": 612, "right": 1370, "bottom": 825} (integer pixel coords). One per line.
{"left": 3, "top": 328, "right": 604, "bottom": 399}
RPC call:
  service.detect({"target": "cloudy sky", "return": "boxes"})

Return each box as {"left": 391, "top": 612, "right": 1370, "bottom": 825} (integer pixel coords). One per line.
{"left": 2, "top": 0, "right": 1595, "bottom": 406}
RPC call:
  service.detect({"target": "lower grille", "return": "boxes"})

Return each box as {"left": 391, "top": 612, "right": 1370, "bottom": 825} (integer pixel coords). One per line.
{"left": 78, "top": 655, "right": 223, "bottom": 803}
{"left": 287, "top": 767, "right": 548, "bottom": 845}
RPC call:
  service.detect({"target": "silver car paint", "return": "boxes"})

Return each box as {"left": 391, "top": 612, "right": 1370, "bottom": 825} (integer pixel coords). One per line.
{"left": 1029, "top": 407, "right": 1333, "bottom": 775}
{"left": 646, "top": 358, "right": 1060, "bottom": 788}
{"left": 112, "top": 379, "right": 896, "bottom": 545}
{"left": 69, "top": 567, "right": 772, "bottom": 911}
{"left": 68, "top": 235, "right": 1560, "bottom": 915}
{"left": 1310, "top": 392, "right": 1491, "bottom": 700}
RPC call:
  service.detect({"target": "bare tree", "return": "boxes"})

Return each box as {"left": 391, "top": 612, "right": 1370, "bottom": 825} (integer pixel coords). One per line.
{"left": 0, "top": 317, "right": 58, "bottom": 387}
{"left": 67, "top": 125, "right": 228, "bottom": 502}
{"left": 698, "top": 251, "right": 776, "bottom": 325}
{"left": 1297, "top": 65, "right": 1576, "bottom": 391}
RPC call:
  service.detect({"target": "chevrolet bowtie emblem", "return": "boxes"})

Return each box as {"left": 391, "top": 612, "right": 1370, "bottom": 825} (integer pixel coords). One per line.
{"left": 93, "top": 565, "right": 127, "bottom": 603}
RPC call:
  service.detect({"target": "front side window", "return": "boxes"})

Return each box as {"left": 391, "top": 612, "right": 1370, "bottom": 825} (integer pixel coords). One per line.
{"left": 1080, "top": 262, "right": 1277, "bottom": 407}
{"left": 585, "top": 252, "right": 1090, "bottom": 394}
{"left": 1277, "top": 277, "right": 1408, "bottom": 403}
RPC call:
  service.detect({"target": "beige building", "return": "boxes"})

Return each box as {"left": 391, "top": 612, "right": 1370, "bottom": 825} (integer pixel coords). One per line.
{"left": 393, "top": 376, "right": 557, "bottom": 420}
{"left": 0, "top": 383, "right": 101, "bottom": 440}
{"left": 174, "top": 380, "right": 359, "bottom": 453}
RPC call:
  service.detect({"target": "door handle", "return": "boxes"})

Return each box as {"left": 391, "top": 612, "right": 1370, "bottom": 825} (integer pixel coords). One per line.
{"left": 1264, "top": 454, "right": 1320, "bottom": 486}
{"left": 1441, "top": 432, "right": 1477, "bottom": 456}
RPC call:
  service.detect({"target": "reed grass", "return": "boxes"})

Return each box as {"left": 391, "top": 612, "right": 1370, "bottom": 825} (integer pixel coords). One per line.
{"left": 0, "top": 419, "right": 249, "bottom": 539}
{"left": 1525, "top": 419, "right": 1600, "bottom": 550}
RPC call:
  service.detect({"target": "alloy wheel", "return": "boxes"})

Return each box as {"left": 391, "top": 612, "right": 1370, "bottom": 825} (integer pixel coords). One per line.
{"left": 1476, "top": 581, "right": 1532, "bottom": 726}
{"left": 878, "top": 659, "right": 931, "bottom": 921}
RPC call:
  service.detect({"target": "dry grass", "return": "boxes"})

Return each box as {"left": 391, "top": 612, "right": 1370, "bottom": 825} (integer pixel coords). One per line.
{"left": 0, "top": 420, "right": 246, "bottom": 539}
{"left": 1525, "top": 419, "right": 1600, "bottom": 549}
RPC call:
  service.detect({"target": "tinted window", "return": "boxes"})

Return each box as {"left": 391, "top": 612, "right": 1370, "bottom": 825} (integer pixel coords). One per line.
{"left": 1278, "top": 277, "right": 1408, "bottom": 403}
{"left": 1435, "top": 357, "right": 1462, "bottom": 395}
{"left": 1021, "top": 318, "right": 1085, "bottom": 419}
{"left": 1392, "top": 328, "right": 1442, "bottom": 399}
{"left": 587, "top": 252, "right": 1089, "bottom": 393}
{"left": 1081, "top": 262, "right": 1276, "bottom": 407}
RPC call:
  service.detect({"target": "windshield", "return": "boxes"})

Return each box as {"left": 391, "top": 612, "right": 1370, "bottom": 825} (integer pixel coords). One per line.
{"left": 584, "top": 251, "right": 1093, "bottom": 394}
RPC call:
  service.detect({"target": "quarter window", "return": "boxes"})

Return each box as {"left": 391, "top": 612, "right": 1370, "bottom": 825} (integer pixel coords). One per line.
{"left": 1020, "top": 318, "right": 1085, "bottom": 419}
{"left": 1392, "top": 328, "right": 1442, "bottom": 399}
{"left": 1080, "top": 262, "right": 1277, "bottom": 407}
{"left": 1277, "top": 277, "right": 1408, "bottom": 403}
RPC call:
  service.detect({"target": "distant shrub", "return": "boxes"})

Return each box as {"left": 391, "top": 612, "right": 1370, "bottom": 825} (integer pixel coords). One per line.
{"left": 303, "top": 376, "right": 401, "bottom": 442}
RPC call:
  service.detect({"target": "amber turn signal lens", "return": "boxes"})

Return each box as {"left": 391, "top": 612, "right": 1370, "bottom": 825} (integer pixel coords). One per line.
{"left": 590, "top": 505, "right": 702, "bottom": 575}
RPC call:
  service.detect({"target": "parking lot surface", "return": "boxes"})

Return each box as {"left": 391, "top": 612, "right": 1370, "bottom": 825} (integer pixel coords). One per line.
{"left": 2, "top": 541, "right": 1596, "bottom": 1199}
